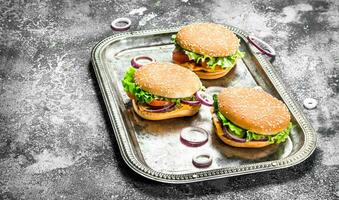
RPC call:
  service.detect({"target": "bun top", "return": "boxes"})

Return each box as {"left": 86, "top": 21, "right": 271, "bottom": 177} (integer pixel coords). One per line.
{"left": 134, "top": 62, "right": 202, "bottom": 98}
{"left": 218, "top": 87, "right": 291, "bottom": 135}
{"left": 176, "top": 22, "right": 240, "bottom": 57}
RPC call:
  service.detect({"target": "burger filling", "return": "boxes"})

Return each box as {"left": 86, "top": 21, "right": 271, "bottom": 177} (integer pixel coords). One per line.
{"left": 213, "top": 95, "right": 293, "bottom": 144}
{"left": 171, "top": 35, "right": 245, "bottom": 72}
{"left": 122, "top": 67, "right": 199, "bottom": 111}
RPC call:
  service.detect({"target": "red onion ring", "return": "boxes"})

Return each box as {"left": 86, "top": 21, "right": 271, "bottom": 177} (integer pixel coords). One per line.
{"left": 195, "top": 91, "right": 213, "bottom": 106}
{"left": 222, "top": 126, "right": 246, "bottom": 143}
{"left": 111, "top": 17, "right": 131, "bottom": 31}
{"left": 219, "top": 118, "right": 268, "bottom": 142}
{"left": 180, "top": 127, "right": 208, "bottom": 147}
{"left": 192, "top": 153, "right": 212, "bottom": 168}
{"left": 131, "top": 55, "right": 155, "bottom": 69}
{"left": 181, "top": 100, "right": 201, "bottom": 106}
{"left": 247, "top": 35, "right": 276, "bottom": 57}
{"left": 143, "top": 103, "right": 175, "bottom": 113}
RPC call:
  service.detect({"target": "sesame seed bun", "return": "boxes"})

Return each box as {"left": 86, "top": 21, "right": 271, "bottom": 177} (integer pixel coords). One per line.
{"left": 218, "top": 87, "right": 291, "bottom": 135}
{"left": 176, "top": 23, "right": 240, "bottom": 57}
{"left": 132, "top": 100, "right": 200, "bottom": 120}
{"left": 134, "top": 62, "right": 202, "bottom": 98}
{"left": 212, "top": 115, "right": 271, "bottom": 148}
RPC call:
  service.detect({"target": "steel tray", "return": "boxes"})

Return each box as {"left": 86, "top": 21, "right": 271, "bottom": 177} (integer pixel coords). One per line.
{"left": 91, "top": 26, "right": 316, "bottom": 183}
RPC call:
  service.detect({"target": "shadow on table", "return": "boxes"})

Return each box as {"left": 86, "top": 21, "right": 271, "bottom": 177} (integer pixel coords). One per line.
{"left": 88, "top": 61, "right": 318, "bottom": 199}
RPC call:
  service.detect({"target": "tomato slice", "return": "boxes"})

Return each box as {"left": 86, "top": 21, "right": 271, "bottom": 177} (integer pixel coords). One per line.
{"left": 172, "top": 49, "right": 189, "bottom": 63}
{"left": 127, "top": 93, "right": 135, "bottom": 100}
{"left": 147, "top": 99, "right": 172, "bottom": 107}
{"left": 128, "top": 93, "right": 171, "bottom": 107}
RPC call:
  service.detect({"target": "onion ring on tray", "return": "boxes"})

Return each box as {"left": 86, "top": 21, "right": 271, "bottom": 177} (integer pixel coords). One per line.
{"left": 180, "top": 127, "right": 209, "bottom": 147}
{"left": 247, "top": 35, "right": 276, "bottom": 58}
{"left": 195, "top": 91, "right": 213, "bottom": 106}
{"left": 111, "top": 17, "right": 131, "bottom": 31}
{"left": 131, "top": 55, "right": 155, "bottom": 69}
{"left": 192, "top": 153, "right": 213, "bottom": 168}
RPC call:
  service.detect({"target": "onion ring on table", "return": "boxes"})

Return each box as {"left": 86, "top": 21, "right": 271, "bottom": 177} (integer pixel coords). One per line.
{"left": 303, "top": 98, "right": 318, "bottom": 110}
{"left": 111, "top": 17, "right": 131, "bottom": 31}
{"left": 247, "top": 35, "right": 276, "bottom": 58}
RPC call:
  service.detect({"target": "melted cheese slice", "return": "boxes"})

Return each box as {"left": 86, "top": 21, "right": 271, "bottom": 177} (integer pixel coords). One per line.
{"left": 180, "top": 62, "right": 226, "bottom": 72}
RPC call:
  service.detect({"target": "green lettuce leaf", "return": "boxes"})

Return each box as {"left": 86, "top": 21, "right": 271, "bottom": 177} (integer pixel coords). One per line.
{"left": 217, "top": 111, "right": 245, "bottom": 137}
{"left": 246, "top": 123, "right": 293, "bottom": 144}
{"left": 121, "top": 67, "right": 155, "bottom": 103}
{"left": 213, "top": 95, "right": 293, "bottom": 143}
{"left": 121, "top": 67, "right": 194, "bottom": 104}
{"left": 213, "top": 94, "right": 219, "bottom": 112}
{"left": 171, "top": 34, "right": 245, "bottom": 70}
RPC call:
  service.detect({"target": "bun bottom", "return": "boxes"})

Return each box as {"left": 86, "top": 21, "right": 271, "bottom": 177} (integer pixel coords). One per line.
{"left": 212, "top": 115, "right": 271, "bottom": 148}
{"left": 132, "top": 100, "right": 200, "bottom": 120}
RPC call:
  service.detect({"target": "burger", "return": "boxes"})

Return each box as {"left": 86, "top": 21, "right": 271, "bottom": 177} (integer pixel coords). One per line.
{"left": 121, "top": 62, "right": 203, "bottom": 120}
{"left": 212, "top": 87, "right": 293, "bottom": 148}
{"left": 171, "top": 22, "right": 245, "bottom": 79}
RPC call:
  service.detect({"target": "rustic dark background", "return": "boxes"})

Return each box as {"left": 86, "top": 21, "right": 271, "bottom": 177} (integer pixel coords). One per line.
{"left": 0, "top": 0, "right": 338, "bottom": 199}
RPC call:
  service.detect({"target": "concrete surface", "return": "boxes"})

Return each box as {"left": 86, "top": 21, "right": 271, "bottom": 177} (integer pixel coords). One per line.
{"left": 0, "top": 0, "right": 338, "bottom": 199}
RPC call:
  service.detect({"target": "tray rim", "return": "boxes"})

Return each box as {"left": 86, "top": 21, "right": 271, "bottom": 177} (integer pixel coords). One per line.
{"left": 91, "top": 25, "right": 317, "bottom": 184}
